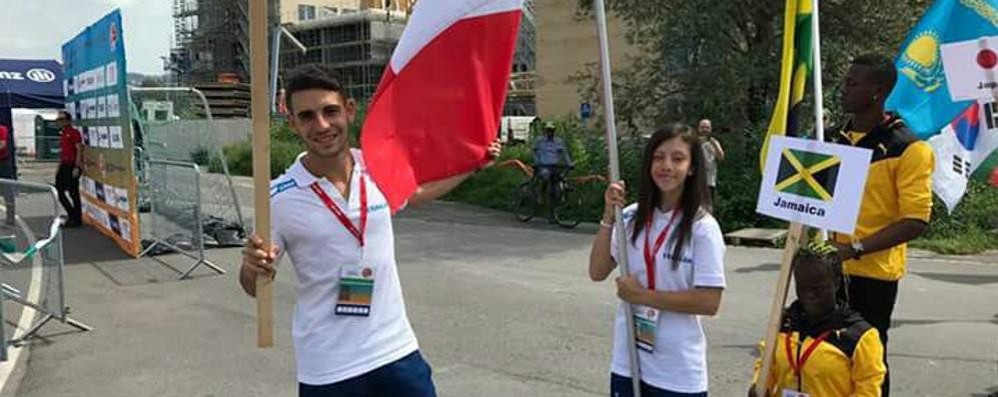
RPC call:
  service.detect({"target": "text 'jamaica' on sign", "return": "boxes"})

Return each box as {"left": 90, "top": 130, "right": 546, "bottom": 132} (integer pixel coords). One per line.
{"left": 757, "top": 136, "right": 872, "bottom": 234}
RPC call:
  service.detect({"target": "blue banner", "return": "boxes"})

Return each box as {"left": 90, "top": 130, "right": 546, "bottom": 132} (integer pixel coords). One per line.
{"left": 886, "top": 0, "right": 998, "bottom": 139}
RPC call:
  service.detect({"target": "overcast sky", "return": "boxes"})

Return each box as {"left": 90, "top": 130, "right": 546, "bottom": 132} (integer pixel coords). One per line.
{"left": 0, "top": 0, "right": 172, "bottom": 75}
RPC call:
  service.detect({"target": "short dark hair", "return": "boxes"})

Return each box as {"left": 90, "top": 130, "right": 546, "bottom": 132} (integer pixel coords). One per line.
{"left": 851, "top": 54, "right": 897, "bottom": 94}
{"left": 57, "top": 111, "right": 72, "bottom": 121}
{"left": 792, "top": 241, "right": 843, "bottom": 289}
{"left": 283, "top": 64, "right": 347, "bottom": 113}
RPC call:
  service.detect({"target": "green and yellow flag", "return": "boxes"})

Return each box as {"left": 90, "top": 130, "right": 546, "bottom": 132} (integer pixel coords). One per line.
{"left": 760, "top": 0, "right": 814, "bottom": 172}
{"left": 775, "top": 148, "right": 840, "bottom": 201}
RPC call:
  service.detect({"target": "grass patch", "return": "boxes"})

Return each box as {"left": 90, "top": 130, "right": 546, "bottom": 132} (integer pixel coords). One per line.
{"left": 910, "top": 230, "right": 998, "bottom": 255}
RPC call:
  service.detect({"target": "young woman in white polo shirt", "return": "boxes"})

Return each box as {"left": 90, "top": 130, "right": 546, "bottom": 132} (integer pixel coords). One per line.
{"left": 589, "top": 124, "right": 727, "bottom": 397}
{"left": 240, "top": 64, "right": 500, "bottom": 397}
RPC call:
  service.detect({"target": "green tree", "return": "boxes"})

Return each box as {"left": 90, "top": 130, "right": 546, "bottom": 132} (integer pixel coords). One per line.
{"left": 574, "top": 0, "right": 930, "bottom": 133}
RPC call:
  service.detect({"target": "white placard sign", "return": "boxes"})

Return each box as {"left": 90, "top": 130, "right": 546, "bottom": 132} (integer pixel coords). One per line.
{"left": 756, "top": 136, "right": 873, "bottom": 234}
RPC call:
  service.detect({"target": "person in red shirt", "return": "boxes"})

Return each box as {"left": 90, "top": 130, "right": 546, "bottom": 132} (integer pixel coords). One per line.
{"left": 0, "top": 123, "right": 15, "bottom": 226}
{"left": 55, "top": 111, "right": 83, "bottom": 227}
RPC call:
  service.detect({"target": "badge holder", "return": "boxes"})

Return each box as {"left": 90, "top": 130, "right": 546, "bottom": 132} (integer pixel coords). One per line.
{"left": 633, "top": 305, "right": 659, "bottom": 353}
{"left": 336, "top": 257, "right": 374, "bottom": 317}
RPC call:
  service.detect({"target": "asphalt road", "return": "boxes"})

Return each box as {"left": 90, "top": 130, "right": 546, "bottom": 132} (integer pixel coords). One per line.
{"left": 5, "top": 162, "right": 997, "bottom": 396}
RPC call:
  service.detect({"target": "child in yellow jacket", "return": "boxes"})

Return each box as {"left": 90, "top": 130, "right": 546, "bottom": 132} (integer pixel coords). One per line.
{"left": 750, "top": 242, "right": 886, "bottom": 397}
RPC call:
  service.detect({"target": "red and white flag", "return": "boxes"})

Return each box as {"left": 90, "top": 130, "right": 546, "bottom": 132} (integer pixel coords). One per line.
{"left": 361, "top": 0, "right": 523, "bottom": 212}
{"left": 941, "top": 36, "right": 998, "bottom": 102}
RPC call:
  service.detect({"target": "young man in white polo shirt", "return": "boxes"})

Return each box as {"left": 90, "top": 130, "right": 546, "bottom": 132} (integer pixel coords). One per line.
{"left": 240, "top": 64, "right": 501, "bottom": 396}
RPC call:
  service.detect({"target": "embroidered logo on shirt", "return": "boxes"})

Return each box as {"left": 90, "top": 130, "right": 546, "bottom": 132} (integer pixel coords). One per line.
{"left": 662, "top": 253, "right": 694, "bottom": 264}
{"left": 270, "top": 179, "right": 298, "bottom": 198}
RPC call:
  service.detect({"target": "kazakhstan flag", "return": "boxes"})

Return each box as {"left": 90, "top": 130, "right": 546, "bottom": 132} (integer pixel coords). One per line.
{"left": 887, "top": 0, "right": 998, "bottom": 139}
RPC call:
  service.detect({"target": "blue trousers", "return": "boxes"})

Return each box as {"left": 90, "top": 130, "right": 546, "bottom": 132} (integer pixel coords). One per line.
{"left": 611, "top": 373, "right": 707, "bottom": 397}
{"left": 299, "top": 351, "right": 436, "bottom": 397}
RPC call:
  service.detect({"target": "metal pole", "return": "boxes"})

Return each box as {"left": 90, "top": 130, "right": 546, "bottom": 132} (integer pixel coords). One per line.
{"left": 811, "top": 0, "right": 824, "bottom": 143}
{"left": 194, "top": 162, "right": 204, "bottom": 266}
{"left": 811, "top": 0, "right": 829, "bottom": 242}
{"left": 593, "top": 0, "right": 641, "bottom": 395}
{"left": 270, "top": 25, "right": 282, "bottom": 115}
{"left": 53, "top": 193, "right": 67, "bottom": 322}
{"left": 150, "top": 160, "right": 159, "bottom": 252}
{"left": 281, "top": 26, "right": 308, "bottom": 54}
{"left": 0, "top": 283, "right": 5, "bottom": 362}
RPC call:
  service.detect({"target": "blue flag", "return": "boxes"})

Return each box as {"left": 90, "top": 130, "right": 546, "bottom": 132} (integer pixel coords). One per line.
{"left": 886, "top": 0, "right": 998, "bottom": 139}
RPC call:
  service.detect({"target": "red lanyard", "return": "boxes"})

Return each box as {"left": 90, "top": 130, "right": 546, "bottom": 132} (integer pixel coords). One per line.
{"left": 310, "top": 176, "right": 368, "bottom": 247}
{"left": 642, "top": 209, "right": 680, "bottom": 291}
{"left": 785, "top": 330, "right": 832, "bottom": 391}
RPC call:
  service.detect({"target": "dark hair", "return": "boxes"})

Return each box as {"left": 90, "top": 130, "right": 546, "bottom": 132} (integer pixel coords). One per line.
{"left": 850, "top": 54, "right": 897, "bottom": 95}
{"left": 283, "top": 63, "right": 347, "bottom": 113}
{"left": 630, "top": 123, "right": 707, "bottom": 269}
{"left": 57, "top": 111, "right": 72, "bottom": 121}
{"left": 792, "top": 241, "right": 843, "bottom": 290}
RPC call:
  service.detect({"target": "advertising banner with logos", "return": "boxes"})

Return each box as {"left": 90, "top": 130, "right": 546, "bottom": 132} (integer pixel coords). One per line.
{"left": 62, "top": 9, "right": 140, "bottom": 256}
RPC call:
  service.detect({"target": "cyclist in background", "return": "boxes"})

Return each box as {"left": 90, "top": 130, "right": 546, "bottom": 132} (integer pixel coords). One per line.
{"left": 533, "top": 121, "right": 574, "bottom": 207}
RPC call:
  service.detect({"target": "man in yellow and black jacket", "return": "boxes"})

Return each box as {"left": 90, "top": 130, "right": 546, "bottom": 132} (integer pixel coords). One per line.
{"left": 750, "top": 243, "right": 886, "bottom": 397}
{"left": 826, "top": 54, "right": 934, "bottom": 397}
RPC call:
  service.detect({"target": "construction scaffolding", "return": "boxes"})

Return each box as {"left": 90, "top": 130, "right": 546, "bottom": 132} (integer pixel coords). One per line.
{"left": 169, "top": 0, "right": 280, "bottom": 84}
{"left": 174, "top": 0, "right": 533, "bottom": 112}
{"left": 280, "top": 9, "right": 408, "bottom": 103}
{"left": 359, "top": 0, "right": 415, "bottom": 11}
{"left": 279, "top": 1, "right": 534, "bottom": 112}
{"left": 506, "top": 0, "right": 537, "bottom": 116}
{"left": 514, "top": 0, "right": 536, "bottom": 74}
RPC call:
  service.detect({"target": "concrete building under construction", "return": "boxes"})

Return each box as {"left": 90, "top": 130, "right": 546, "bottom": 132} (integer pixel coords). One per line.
{"left": 169, "top": 0, "right": 280, "bottom": 84}
{"left": 280, "top": 0, "right": 415, "bottom": 23}
{"left": 170, "top": 0, "right": 537, "bottom": 115}
{"left": 169, "top": 0, "right": 414, "bottom": 85}
{"left": 278, "top": 8, "right": 408, "bottom": 102}
{"left": 279, "top": 0, "right": 536, "bottom": 112}
{"left": 505, "top": 0, "right": 536, "bottom": 116}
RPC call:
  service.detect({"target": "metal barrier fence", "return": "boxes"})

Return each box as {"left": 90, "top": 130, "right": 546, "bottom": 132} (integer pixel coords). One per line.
{"left": 0, "top": 179, "right": 90, "bottom": 357}
{"left": 0, "top": 286, "right": 5, "bottom": 362}
{"left": 128, "top": 87, "right": 246, "bottom": 239}
{"left": 140, "top": 159, "right": 225, "bottom": 279}
{"left": 144, "top": 118, "right": 249, "bottom": 241}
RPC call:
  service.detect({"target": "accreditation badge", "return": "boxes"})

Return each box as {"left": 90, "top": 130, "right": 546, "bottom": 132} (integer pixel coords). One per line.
{"left": 335, "top": 265, "right": 374, "bottom": 317}
{"left": 633, "top": 305, "right": 660, "bottom": 353}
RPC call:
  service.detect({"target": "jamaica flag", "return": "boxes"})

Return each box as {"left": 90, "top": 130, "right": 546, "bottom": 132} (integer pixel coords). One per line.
{"left": 775, "top": 148, "right": 840, "bottom": 201}
{"left": 760, "top": 0, "right": 813, "bottom": 172}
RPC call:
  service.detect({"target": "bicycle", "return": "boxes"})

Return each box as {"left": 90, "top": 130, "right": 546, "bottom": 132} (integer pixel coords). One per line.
{"left": 503, "top": 160, "right": 605, "bottom": 229}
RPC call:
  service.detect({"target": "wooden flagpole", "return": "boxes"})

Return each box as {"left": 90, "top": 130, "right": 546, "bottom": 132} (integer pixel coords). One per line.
{"left": 754, "top": 223, "right": 806, "bottom": 395}
{"left": 756, "top": 0, "right": 822, "bottom": 392}
{"left": 250, "top": 0, "right": 273, "bottom": 348}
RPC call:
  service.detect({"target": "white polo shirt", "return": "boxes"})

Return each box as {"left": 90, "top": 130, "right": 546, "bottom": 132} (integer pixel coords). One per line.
{"left": 269, "top": 149, "right": 418, "bottom": 385}
{"left": 609, "top": 204, "right": 726, "bottom": 393}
